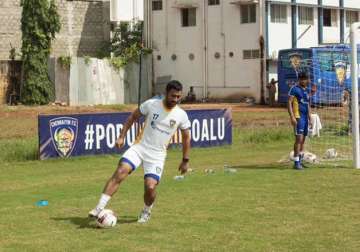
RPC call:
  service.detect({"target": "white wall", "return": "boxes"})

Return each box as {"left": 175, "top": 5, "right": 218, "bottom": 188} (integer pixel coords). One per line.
{"left": 152, "top": 0, "right": 203, "bottom": 98}
{"left": 69, "top": 58, "right": 124, "bottom": 106}
{"left": 297, "top": 8, "right": 319, "bottom": 48}
{"left": 273, "top": 0, "right": 292, "bottom": 3}
{"left": 268, "top": 5, "right": 292, "bottom": 58}
{"left": 322, "top": 0, "right": 339, "bottom": 7}
{"left": 110, "top": 0, "right": 143, "bottom": 21}
{"left": 221, "top": 1, "right": 260, "bottom": 100}
{"left": 323, "top": 9, "right": 340, "bottom": 43}
{"left": 297, "top": 0, "right": 318, "bottom": 5}
{"left": 207, "top": 3, "right": 224, "bottom": 89}
{"left": 344, "top": 0, "right": 360, "bottom": 9}
{"left": 151, "top": 0, "right": 263, "bottom": 101}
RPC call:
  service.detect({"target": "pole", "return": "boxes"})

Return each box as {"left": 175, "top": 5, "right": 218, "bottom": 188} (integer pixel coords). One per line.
{"left": 351, "top": 22, "right": 360, "bottom": 169}
{"left": 138, "top": 21, "right": 144, "bottom": 108}
{"left": 259, "top": 0, "right": 266, "bottom": 105}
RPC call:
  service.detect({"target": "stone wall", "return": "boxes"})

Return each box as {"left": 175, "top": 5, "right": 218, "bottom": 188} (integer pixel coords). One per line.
{"left": 0, "top": 0, "right": 110, "bottom": 60}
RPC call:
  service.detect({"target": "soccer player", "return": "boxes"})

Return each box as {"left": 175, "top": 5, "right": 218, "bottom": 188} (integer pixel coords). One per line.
{"left": 288, "top": 72, "right": 312, "bottom": 170}
{"left": 89, "top": 80, "right": 191, "bottom": 223}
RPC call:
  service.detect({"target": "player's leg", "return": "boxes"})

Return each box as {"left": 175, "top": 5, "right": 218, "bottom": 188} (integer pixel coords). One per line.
{"left": 138, "top": 161, "right": 163, "bottom": 223}
{"left": 293, "top": 135, "right": 304, "bottom": 169}
{"left": 138, "top": 177, "right": 158, "bottom": 223}
{"left": 144, "top": 176, "right": 158, "bottom": 206}
{"left": 103, "top": 162, "right": 132, "bottom": 196}
{"left": 299, "top": 121, "right": 308, "bottom": 166}
{"left": 293, "top": 118, "right": 305, "bottom": 170}
{"left": 89, "top": 148, "right": 141, "bottom": 217}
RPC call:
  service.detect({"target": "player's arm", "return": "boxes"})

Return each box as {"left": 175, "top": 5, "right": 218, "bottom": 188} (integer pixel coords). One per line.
{"left": 116, "top": 108, "right": 142, "bottom": 148}
{"left": 178, "top": 128, "right": 191, "bottom": 174}
{"left": 308, "top": 102, "right": 312, "bottom": 128}
{"left": 287, "top": 96, "right": 297, "bottom": 126}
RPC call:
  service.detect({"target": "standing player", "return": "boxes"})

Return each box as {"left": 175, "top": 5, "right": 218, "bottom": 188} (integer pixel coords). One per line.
{"left": 89, "top": 80, "right": 191, "bottom": 223}
{"left": 288, "top": 72, "right": 312, "bottom": 170}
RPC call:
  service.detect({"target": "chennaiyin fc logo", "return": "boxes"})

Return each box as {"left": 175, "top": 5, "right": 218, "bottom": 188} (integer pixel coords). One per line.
{"left": 169, "top": 119, "right": 176, "bottom": 128}
{"left": 289, "top": 52, "right": 303, "bottom": 72}
{"left": 49, "top": 117, "right": 78, "bottom": 157}
{"left": 334, "top": 61, "right": 347, "bottom": 86}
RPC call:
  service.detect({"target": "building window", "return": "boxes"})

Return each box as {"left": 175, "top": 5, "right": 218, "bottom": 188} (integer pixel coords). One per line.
{"left": 298, "top": 6, "right": 313, "bottom": 25}
{"left": 182, "top": 8, "right": 196, "bottom": 27}
{"left": 346, "top": 11, "right": 359, "bottom": 27}
{"left": 271, "top": 4, "right": 287, "bottom": 23}
{"left": 208, "top": 0, "right": 219, "bottom": 6}
{"left": 240, "top": 4, "right": 256, "bottom": 24}
{"left": 323, "top": 9, "right": 337, "bottom": 27}
{"left": 243, "top": 49, "right": 260, "bottom": 59}
{"left": 152, "top": 0, "right": 162, "bottom": 11}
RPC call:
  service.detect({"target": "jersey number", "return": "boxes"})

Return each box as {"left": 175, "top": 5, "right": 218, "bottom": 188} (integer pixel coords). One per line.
{"left": 153, "top": 114, "right": 159, "bottom": 120}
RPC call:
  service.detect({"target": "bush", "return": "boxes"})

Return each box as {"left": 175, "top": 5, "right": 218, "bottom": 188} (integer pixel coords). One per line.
{"left": 20, "top": 0, "right": 61, "bottom": 105}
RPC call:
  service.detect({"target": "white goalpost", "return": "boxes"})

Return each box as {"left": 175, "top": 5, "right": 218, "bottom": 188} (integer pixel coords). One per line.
{"left": 351, "top": 22, "right": 360, "bottom": 169}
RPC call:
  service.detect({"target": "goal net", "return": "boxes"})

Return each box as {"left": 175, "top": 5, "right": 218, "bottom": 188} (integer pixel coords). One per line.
{"left": 306, "top": 23, "right": 360, "bottom": 167}
{"left": 275, "top": 23, "right": 360, "bottom": 167}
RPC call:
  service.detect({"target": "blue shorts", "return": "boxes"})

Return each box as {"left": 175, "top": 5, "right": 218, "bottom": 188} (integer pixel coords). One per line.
{"left": 295, "top": 117, "right": 308, "bottom": 136}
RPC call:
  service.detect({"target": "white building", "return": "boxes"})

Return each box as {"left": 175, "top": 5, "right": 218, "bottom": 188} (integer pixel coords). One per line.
{"left": 111, "top": 0, "right": 144, "bottom": 22}
{"left": 143, "top": 0, "right": 360, "bottom": 103}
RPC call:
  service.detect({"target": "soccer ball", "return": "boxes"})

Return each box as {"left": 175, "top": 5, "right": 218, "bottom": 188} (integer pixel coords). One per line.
{"left": 289, "top": 151, "right": 317, "bottom": 163}
{"left": 96, "top": 209, "right": 117, "bottom": 228}
{"left": 325, "top": 148, "right": 337, "bottom": 159}
{"left": 303, "top": 152, "right": 317, "bottom": 163}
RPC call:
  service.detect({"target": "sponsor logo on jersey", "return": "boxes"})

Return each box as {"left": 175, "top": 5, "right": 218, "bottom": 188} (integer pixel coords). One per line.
{"left": 50, "top": 117, "right": 78, "bottom": 157}
{"left": 150, "top": 120, "right": 171, "bottom": 135}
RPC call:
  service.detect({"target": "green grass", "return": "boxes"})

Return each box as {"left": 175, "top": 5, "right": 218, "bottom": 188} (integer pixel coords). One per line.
{"left": 1, "top": 131, "right": 360, "bottom": 251}
{"left": 0, "top": 137, "right": 38, "bottom": 162}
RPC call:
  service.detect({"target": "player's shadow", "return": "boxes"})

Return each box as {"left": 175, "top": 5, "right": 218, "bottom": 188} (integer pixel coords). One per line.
{"left": 52, "top": 215, "right": 137, "bottom": 229}
{"left": 52, "top": 217, "right": 96, "bottom": 229}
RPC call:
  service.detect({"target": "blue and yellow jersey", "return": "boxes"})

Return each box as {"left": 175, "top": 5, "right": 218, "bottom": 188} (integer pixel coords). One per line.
{"left": 288, "top": 85, "right": 310, "bottom": 119}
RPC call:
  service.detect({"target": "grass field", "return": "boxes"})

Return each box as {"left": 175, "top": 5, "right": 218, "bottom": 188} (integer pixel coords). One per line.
{"left": 1, "top": 105, "right": 360, "bottom": 251}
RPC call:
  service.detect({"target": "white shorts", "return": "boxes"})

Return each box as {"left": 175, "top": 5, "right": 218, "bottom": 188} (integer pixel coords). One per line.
{"left": 120, "top": 144, "right": 165, "bottom": 182}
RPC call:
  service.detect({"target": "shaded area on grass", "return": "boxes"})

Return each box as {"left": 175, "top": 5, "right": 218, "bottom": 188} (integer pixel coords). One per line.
{"left": 52, "top": 215, "right": 138, "bottom": 229}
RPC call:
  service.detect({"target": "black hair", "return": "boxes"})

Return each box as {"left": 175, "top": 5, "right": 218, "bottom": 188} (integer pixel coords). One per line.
{"left": 298, "top": 72, "right": 309, "bottom": 80}
{"left": 166, "top": 80, "right": 183, "bottom": 93}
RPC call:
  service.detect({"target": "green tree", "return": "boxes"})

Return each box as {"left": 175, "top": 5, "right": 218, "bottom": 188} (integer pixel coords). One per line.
{"left": 98, "top": 21, "right": 151, "bottom": 69}
{"left": 20, "top": 0, "right": 61, "bottom": 105}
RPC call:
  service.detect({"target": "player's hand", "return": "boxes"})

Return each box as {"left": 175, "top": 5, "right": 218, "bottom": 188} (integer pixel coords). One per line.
{"left": 115, "top": 137, "right": 125, "bottom": 149}
{"left": 290, "top": 117, "right": 297, "bottom": 127}
{"left": 178, "top": 161, "right": 189, "bottom": 175}
{"left": 309, "top": 120, "right": 313, "bottom": 129}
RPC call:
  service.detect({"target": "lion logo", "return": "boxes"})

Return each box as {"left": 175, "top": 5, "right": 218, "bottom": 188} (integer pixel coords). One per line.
{"left": 289, "top": 52, "right": 303, "bottom": 72}
{"left": 50, "top": 117, "right": 78, "bottom": 157}
{"left": 334, "top": 61, "right": 347, "bottom": 86}
{"left": 169, "top": 119, "right": 176, "bottom": 128}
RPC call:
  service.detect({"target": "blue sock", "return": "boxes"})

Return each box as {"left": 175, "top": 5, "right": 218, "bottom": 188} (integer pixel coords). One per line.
{"left": 294, "top": 156, "right": 300, "bottom": 166}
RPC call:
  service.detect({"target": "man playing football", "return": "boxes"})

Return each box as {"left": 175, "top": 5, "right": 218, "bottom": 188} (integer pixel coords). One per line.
{"left": 89, "top": 80, "right": 191, "bottom": 223}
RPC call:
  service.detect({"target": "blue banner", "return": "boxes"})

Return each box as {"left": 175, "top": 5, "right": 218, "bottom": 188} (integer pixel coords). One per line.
{"left": 38, "top": 109, "right": 232, "bottom": 160}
